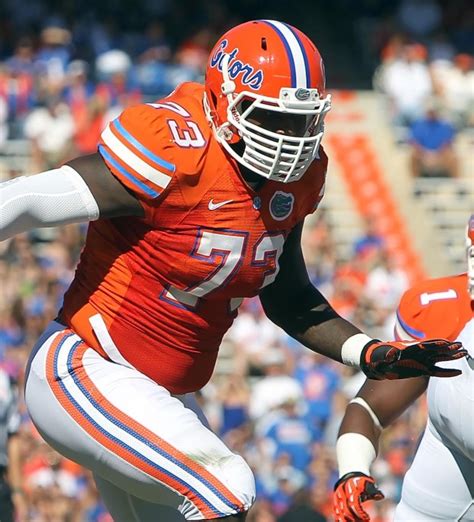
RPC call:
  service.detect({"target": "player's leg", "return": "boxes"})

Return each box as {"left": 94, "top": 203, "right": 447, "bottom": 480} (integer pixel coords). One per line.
{"left": 25, "top": 326, "right": 255, "bottom": 520}
{"left": 95, "top": 475, "right": 247, "bottom": 522}
{"left": 93, "top": 405, "right": 248, "bottom": 522}
{"left": 174, "top": 394, "right": 249, "bottom": 522}
{"left": 95, "top": 474, "right": 247, "bottom": 522}
{"left": 394, "top": 422, "right": 474, "bottom": 521}
{"left": 94, "top": 473, "right": 186, "bottom": 521}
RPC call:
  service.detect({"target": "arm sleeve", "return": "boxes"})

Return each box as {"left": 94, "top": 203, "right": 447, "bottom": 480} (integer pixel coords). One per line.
{"left": 98, "top": 104, "right": 176, "bottom": 201}
{"left": 0, "top": 165, "right": 99, "bottom": 241}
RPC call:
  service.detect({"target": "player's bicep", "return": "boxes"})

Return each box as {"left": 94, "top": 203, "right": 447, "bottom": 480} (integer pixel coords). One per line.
{"left": 357, "top": 376, "right": 428, "bottom": 428}
{"left": 262, "top": 222, "right": 311, "bottom": 298}
{"left": 260, "top": 221, "right": 333, "bottom": 324}
{"left": 67, "top": 153, "right": 144, "bottom": 218}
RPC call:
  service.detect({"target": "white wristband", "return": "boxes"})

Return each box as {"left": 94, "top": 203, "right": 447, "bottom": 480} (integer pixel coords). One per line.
{"left": 341, "top": 333, "right": 373, "bottom": 367}
{"left": 336, "top": 432, "right": 376, "bottom": 477}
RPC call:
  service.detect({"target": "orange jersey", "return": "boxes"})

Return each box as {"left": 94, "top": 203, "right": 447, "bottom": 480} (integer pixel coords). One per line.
{"left": 61, "top": 82, "right": 327, "bottom": 393}
{"left": 395, "top": 273, "right": 474, "bottom": 344}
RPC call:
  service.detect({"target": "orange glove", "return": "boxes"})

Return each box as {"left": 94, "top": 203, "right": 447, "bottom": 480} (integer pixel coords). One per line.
{"left": 333, "top": 472, "right": 384, "bottom": 522}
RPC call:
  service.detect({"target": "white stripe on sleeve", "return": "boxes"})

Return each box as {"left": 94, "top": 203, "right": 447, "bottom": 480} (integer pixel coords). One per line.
{"left": 101, "top": 125, "right": 172, "bottom": 190}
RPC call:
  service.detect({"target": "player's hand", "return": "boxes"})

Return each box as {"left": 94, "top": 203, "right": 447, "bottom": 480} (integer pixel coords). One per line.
{"left": 333, "top": 472, "right": 384, "bottom": 522}
{"left": 361, "top": 338, "right": 467, "bottom": 380}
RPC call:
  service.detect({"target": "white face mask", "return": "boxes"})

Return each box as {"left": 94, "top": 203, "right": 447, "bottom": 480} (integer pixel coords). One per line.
{"left": 205, "top": 55, "right": 332, "bottom": 183}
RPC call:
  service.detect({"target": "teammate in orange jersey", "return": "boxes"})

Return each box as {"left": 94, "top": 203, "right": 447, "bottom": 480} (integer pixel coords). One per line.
{"left": 333, "top": 215, "right": 474, "bottom": 522}
{"left": 1, "top": 20, "right": 467, "bottom": 521}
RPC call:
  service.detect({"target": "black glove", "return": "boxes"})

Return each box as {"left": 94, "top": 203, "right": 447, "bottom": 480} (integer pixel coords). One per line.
{"left": 360, "top": 338, "right": 467, "bottom": 380}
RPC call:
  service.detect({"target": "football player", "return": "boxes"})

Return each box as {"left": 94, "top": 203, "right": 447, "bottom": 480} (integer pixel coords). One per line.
{"left": 1, "top": 20, "right": 467, "bottom": 521}
{"left": 333, "top": 215, "right": 474, "bottom": 521}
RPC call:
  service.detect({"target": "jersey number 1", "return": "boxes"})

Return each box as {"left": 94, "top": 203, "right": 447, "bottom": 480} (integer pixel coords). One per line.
{"left": 420, "top": 289, "right": 457, "bottom": 305}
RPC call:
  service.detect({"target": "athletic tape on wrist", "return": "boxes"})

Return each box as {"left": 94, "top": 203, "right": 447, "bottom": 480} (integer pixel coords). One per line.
{"left": 341, "top": 333, "right": 373, "bottom": 367}
{"left": 336, "top": 432, "right": 376, "bottom": 478}
{"left": 349, "top": 397, "right": 383, "bottom": 430}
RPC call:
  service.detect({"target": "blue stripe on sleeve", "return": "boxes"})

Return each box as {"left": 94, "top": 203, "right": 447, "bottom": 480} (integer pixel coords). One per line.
{"left": 113, "top": 119, "right": 176, "bottom": 173}
{"left": 98, "top": 145, "right": 160, "bottom": 199}
{"left": 396, "top": 310, "right": 425, "bottom": 339}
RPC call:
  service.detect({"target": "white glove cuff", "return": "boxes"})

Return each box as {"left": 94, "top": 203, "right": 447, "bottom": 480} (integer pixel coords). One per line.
{"left": 341, "top": 333, "right": 373, "bottom": 367}
{"left": 336, "top": 432, "right": 376, "bottom": 478}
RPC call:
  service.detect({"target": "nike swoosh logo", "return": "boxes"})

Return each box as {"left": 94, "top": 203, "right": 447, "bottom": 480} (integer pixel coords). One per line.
{"left": 208, "top": 199, "right": 233, "bottom": 210}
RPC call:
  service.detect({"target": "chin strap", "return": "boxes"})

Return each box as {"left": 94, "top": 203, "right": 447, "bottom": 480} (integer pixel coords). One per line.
{"left": 204, "top": 54, "right": 238, "bottom": 143}
{"left": 203, "top": 90, "right": 233, "bottom": 142}
{"left": 217, "top": 54, "right": 239, "bottom": 142}
{"left": 220, "top": 53, "right": 236, "bottom": 97}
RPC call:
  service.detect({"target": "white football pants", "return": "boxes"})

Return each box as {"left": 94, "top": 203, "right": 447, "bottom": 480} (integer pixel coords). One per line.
{"left": 25, "top": 322, "right": 255, "bottom": 521}
{"left": 395, "top": 422, "right": 474, "bottom": 521}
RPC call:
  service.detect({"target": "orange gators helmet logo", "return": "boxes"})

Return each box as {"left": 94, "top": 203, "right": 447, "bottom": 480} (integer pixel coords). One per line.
{"left": 204, "top": 20, "right": 332, "bottom": 183}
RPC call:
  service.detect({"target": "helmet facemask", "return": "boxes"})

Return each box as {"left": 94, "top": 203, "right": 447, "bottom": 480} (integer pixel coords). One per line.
{"left": 205, "top": 54, "right": 331, "bottom": 183}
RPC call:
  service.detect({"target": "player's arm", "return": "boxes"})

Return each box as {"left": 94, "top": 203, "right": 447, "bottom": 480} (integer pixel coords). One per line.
{"left": 68, "top": 153, "right": 144, "bottom": 218}
{"left": 0, "top": 152, "right": 144, "bottom": 242}
{"left": 260, "top": 223, "right": 360, "bottom": 362}
{"left": 333, "top": 376, "right": 428, "bottom": 521}
{"left": 260, "top": 222, "right": 467, "bottom": 379}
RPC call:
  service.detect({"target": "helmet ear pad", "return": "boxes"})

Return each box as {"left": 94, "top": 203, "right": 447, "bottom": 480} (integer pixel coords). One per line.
{"left": 203, "top": 90, "right": 241, "bottom": 144}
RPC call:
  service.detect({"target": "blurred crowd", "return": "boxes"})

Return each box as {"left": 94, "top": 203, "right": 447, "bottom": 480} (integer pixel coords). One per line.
{"left": 0, "top": 0, "right": 471, "bottom": 520}
{"left": 374, "top": 38, "right": 472, "bottom": 179}
{"left": 0, "top": 223, "right": 113, "bottom": 521}
{"left": 0, "top": 13, "right": 212, "bottom": 169}
{"left": 370, "top": 0, "right": 473, "bottom": 179}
